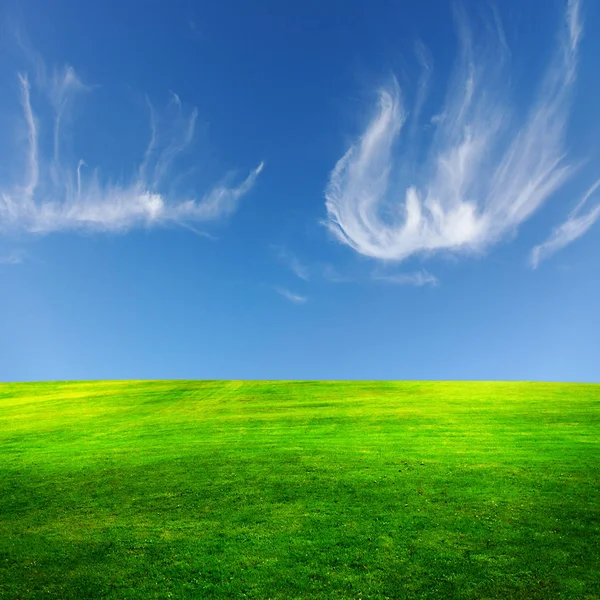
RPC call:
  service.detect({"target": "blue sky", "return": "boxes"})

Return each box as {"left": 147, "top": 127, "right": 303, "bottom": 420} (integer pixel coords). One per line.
{"left": 1, "top": 0, "right": 599, "bottom": 382}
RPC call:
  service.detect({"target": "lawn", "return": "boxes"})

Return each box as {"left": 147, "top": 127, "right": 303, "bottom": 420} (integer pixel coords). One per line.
{"left": 0, "top": 380, "right": 599, "bottom": 599}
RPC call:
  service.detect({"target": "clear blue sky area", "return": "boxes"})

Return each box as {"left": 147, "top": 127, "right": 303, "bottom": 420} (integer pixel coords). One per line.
{"left": 0, "top": 0, "right": 599, "bottom": 381}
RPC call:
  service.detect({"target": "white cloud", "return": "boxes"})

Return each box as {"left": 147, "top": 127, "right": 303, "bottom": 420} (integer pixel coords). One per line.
{"left": 0, "top": 64, "right": 262, "bottom": 234}
{"left": 530, "top": 179, "right": 600, "bottom": 268}
{"left": 409, "top": 40, "right": 432, "bottom": 144}
{"left": 0, "top": 250, "right": 25, "bottom": 265}
{"left": 275, "top": 287, "right": 308, "bottom": 304}
{"left": 325, "top": 0, "right": 591, "bottom": 263}
{"left": 320, "top": 263, "right": 353, "bottom": 284}
{"left": 273, "top": 246, "right": 309, "bottom": 280}
{"left": 373, "top": 269, "right": 438, "bottom": 287}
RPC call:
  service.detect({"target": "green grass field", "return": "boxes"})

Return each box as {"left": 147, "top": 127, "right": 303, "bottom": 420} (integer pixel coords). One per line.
{"left": 1, "top": 381, "right": 599, "bottom": 599}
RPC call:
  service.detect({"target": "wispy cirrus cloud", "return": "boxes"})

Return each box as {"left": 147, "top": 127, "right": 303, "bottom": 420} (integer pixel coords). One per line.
{"left": 275, "top": 287, "right": 308, "bottom": 304}
{"left": 325, "top": 0, "right": 594, "bottom": 265}
{"left": 0, "top": 250, "right": 25, "bottom": 265}
{"left": 530, "top": 179, "right": 600, "bottom": 268}
{"left": 0, "top": 62, "right": 263, "bottom": 234}
{"left": 272, "top": 245, "right": 310, "bottom": 280}
{"left": 373, "top": 269, "right": 438, "bottom": 287}
{"left": 320, "top": 263, "right": 354, "bottom": 284}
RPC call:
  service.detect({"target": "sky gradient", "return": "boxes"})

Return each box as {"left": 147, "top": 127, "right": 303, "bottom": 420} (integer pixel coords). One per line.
{"left": 1, "top": 0, "right": 599, "bottom": 382}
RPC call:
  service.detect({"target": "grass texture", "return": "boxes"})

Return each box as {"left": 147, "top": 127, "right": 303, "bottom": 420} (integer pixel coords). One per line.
{"left": 0, "top": 380, "right": 599, "bottom": 599}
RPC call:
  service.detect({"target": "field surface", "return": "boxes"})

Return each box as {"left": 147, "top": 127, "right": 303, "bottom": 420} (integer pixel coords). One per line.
{"left": 0, "top": 380, "right": 599, "bottom": 599}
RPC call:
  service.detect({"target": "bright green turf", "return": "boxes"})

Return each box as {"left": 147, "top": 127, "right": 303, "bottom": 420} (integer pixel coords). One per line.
{"left": 1, "top": 381, "right": 599, "bottom": 599}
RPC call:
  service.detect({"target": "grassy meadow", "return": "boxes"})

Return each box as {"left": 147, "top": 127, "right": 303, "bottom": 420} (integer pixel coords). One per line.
{"left": 0, "top": 380, "right": 599, "bottom": 599}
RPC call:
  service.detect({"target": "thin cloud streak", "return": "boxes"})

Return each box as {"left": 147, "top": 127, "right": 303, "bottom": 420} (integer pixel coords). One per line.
{"left": 530, "top": 179, "right": 600, "bottom": 268}
{"left": 1, "top": 63, "right": 262, "bottom": 234}
{"left": 18, "top": 74, "right": 38, "bottom": 203}
{"left": 409, "top": 40, "right": 433, "bottom": 147}
{"left": 0, "top": 251, "right": 25, "bottom": 265}
{"left": 374, "top": 270, "right": 438, "bottom": 287}
{"left": 273, "top": 246, "right": 310, "bottom": 280}
{"left": 275, "top": 287, "right": 308, "bottom": 304}
{"left": 325, "top": 0, "right": 591, "bottom": 264}
{"left": 320, "top": 263, "right": 354, "bottom": 284}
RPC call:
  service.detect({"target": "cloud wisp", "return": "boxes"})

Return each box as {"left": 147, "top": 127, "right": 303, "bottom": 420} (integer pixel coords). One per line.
{"left": 373, "top": 269, "right": 438, "bottom": 287}
{"left": 325, "top": 0, "right": 593, "bottom": 265}
{"left": 0, "top": 65, "right": 263, "bottom": 234}
{"left": 0, "top": 250, "right": 25, "bottom": 265}
{"left": 272, "top": 245, "right": 310, "bottom": 281}
{"left": 275, "top": 287, "right": 308, "bottom": 304}
{"left": 530, "top": 178, "right": 600, "bottom": 268}
{"left": 320, "top": 263, "right": 354, "bottom": 284}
